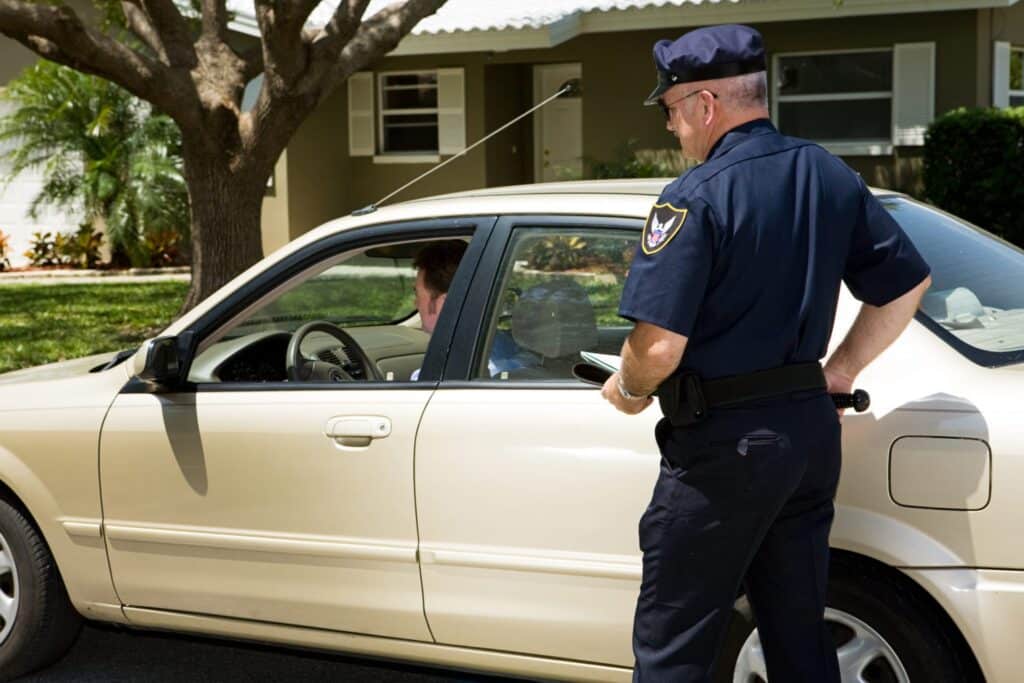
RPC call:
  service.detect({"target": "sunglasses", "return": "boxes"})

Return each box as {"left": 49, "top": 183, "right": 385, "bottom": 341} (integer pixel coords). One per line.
{"left": 659, "top": 89, "right": 719, "bottom": 119}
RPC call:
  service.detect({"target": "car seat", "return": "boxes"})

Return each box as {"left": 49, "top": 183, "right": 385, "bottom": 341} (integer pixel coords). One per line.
{"left": 505, "top": 278, "right": 599, "bottom": 379}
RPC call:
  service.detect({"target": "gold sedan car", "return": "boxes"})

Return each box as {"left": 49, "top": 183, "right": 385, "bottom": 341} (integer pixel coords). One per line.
{"left": 0, "top": 181, "right": 1019, "bottom": 682}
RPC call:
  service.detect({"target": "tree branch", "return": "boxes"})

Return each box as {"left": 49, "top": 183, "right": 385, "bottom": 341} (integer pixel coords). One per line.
{"left": 0, "top": 1, "right": 198, "bottom": 125}
{"left": 307, "top": 0, "right": 370, "bottom": 70}
{"left": 253, "top": 0, "right": 322, "bottom": 92}
{"left": 274, "top": 0, "right": 321, "bottom": 32}
{"left": 138, "top": 0, "right": 196, "bottom": 67}
{"left": 120, "top": 1, "right": 167, "bottom": 62}
{"left": 244, "top": 0, "right": 444, "bottom": 168}
{"left": 323, "top": 0, "right": 445, "bottom": 92}
{"left": 199, "top": 0, "right": 229, "bottom": 42}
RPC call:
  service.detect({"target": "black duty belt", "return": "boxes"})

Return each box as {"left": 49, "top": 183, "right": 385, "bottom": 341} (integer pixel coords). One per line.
{"left": 657, "top": 362, "right": 827, "bottom": 427}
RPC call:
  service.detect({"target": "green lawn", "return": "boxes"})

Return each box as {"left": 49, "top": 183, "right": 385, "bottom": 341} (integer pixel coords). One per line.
{"left": 0, "top": 282, "right": 188, "bottom": 374}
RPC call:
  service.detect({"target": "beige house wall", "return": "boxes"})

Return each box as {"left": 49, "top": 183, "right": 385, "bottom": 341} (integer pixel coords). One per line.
{"left": 259, "top": 79, "right": 353, "bottom": 253}
{"left": 347, "top": 56, "right": 489, "bottom": 210}
{"left": 260, "top": 151, "right": 291, "bottom": 256}
{"left": 978, "top": 3, "right": 1024, "bottom": 106}
{"left": 284, "top": 89, "right": 351, "bottom": 241}
{"left": 0, "top": 40, "right": 40, "bottom": 84}
{"left": 1000, "top": 3, "right": 1024, "bottom": 43}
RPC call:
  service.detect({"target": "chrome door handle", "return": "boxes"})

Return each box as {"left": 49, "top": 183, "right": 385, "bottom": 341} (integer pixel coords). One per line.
{"left": 324, "top": 416, "right": 391, "bottom": 448}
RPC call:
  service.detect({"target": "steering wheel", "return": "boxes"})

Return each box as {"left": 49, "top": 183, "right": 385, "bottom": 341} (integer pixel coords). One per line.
{"left": 285, "top": 321, "right": 382, "bottom": 382}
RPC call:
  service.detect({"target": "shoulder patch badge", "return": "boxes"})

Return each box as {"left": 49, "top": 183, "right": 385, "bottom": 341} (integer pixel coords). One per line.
{"left": 642, "top": 202, "right": 688, "bottom": 255}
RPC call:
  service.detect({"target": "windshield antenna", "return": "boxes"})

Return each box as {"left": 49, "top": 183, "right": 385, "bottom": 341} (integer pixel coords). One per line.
{"left": 352, "top": 78, "right": 582, "bottom": 216}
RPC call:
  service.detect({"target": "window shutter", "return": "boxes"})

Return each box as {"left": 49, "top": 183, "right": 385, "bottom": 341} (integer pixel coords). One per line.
{"left": 437, "top": 68, "right": 466, "bottom": 155}
{"left": 994, "top": 41, "right": 1011, "bottom": 108}
{"left": 893, "top": 43, "right": 935, "bottom": 146}
{"left": 348, "top": 72, "right": 375, "bottom": 157}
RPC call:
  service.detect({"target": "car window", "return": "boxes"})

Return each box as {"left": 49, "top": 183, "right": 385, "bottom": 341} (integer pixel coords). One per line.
{"left": 883, "top": 196, "right": 1024, "bottom": 364}
{"left": 188, "top": 237, "right": 469, "bottom": 384}
{"left": 474, "top": 228, "right": 636, "bottom": 381}
{"left": 225, "top": 250, "right": 416, "bottom": 339}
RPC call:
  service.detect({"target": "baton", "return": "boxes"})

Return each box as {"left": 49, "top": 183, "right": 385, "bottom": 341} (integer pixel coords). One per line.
{"left": 830, "top": 389, "right": 870, "bottom": 413}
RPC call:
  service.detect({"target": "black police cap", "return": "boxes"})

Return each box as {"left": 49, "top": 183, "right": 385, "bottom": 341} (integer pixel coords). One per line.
{"left": 644, "top": 24, "right": 766, "bottom": 106}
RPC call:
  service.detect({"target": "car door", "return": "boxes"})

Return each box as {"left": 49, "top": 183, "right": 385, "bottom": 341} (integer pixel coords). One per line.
{"left": 414, "top": 216, "right": 657, "bottom": 666}
{"left": 99, "top": 218, "right": 495, "bottom": 640}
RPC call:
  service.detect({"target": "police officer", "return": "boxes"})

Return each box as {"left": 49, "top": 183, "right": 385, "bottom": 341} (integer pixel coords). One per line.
{"left": 600, "top": 24, "right": 932, "bottom": 682}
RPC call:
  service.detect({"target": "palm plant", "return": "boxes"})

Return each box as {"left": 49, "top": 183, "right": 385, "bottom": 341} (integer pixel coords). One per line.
{"left": 0, "top": 60, "right": 189, "bottom": 267}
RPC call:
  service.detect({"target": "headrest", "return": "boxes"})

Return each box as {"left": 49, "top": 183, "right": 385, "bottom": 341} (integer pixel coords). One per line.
{"left": 920, "top": 287, "right": 984, "bottom": 322}
{"left": 510, "top": 278, "right": 598, "bottom": 359}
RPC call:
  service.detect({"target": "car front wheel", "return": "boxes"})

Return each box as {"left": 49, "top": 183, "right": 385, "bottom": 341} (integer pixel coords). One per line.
{"left": 717, "top": 560, "right": 976, "bottom": 683}
{"left": 0, "top": 499, "right": 81, "bottom": 681}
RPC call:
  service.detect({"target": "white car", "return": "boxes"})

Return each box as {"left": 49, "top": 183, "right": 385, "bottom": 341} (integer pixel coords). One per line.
{"left": 0, "top": 179, "right": 1019, "bottom": 682}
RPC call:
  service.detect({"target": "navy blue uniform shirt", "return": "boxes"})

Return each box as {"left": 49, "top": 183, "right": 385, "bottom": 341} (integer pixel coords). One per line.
{"left": 619, "top": 119, "right": 930, "bottom": 380}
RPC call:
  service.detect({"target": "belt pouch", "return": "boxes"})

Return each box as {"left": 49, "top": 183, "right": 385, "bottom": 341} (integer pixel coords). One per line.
{"left": 657, "top": 371, "right": 708, "bottom": 428}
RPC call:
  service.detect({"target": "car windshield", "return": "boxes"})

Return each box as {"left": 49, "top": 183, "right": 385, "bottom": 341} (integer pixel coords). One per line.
{"left": 881, "top": 196, "right": 1024, "bottom": 366}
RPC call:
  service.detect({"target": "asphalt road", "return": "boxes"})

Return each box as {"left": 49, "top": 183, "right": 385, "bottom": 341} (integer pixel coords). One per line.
{"left": 17, "top": 623, "right": 528, "bottom": 683}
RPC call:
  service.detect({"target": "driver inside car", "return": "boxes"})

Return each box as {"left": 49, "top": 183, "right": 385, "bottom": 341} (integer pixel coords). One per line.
{"left": 410, "top": 241, "right": 514, "bottom": 380}
{"left": 412, "top": 241, "right": 466, "bottom": 339}
{"left": 410, "top": 241, "right": 468, "bottom": 381}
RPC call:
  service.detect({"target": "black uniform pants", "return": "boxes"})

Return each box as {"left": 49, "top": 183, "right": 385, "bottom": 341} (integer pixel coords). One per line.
{"left": 632, "top": 391, "right": 842, "bottom": 683}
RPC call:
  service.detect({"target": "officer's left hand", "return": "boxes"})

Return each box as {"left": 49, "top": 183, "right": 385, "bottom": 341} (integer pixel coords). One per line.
{"left": 824, "top": 364, "right": 855, "bottom": 421}
{"left": 601, "top": 372, "right": 654, "bottom": 415}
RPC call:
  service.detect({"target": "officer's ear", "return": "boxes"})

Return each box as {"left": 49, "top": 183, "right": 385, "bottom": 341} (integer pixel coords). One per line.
{"left": 701, "top": 92, "right": 715, "bottom": 124}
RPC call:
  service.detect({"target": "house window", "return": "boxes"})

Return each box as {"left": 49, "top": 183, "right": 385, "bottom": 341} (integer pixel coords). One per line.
{"left": 773, "top": 49, "right": 893, "bottom": 151}
{"left": 377, "top": 71, "right": 440, "bottom": 154}
{"left": 1011, "top": 48, "right": 1024, "bottom": 107}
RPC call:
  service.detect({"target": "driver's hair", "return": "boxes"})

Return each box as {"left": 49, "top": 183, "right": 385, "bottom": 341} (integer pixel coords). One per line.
{"left": 413, "top": 241, "right": 467, "bottom": 297}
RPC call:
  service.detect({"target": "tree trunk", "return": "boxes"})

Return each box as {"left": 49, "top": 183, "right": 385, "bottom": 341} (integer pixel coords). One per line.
{"left": 178, "top": 140, "right": 268, "bottom": 316}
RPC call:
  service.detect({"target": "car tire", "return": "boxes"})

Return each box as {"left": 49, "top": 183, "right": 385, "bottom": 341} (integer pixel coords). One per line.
{"left": 0, "top": 498, "right": 81, "bottom": 681}
{"left": 715, "top": 557, "right": 976, "bottom": 683}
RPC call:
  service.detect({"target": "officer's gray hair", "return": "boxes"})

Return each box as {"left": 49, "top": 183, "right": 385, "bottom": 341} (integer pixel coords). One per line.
{"left": 723, "top": 71, "right": 768, "bottom": 110}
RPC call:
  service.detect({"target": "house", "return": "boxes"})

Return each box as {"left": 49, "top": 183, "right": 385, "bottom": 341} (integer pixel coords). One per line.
{"left": 244, "top": 0, "right": 1024, "bottom": 255}
{"left": 2, "top": 1, "right": 1023, "bottom": 265}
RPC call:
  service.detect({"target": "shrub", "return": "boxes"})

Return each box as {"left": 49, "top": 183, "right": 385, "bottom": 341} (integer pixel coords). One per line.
{"left": 140, "top": 229, "right": 188, "bottom": 268}
{"left": 0, "top": 230, "right": 11, "bottom": 271}
{"left": 526, "top": 236, "right": 591, "bottom": 271}
{"left": 522, "top": 235, "right": 635, "bottom": 275}
{"left": 55, "top": 224, "right": 104, "bottom": 269}
{"left": 23, "top": 231, "right": 61, "bottom": 267}
{"left": 923, "top": 107, "right": 1024, "bottom": 246}
{"left": 587, "top": 139, "right": 678, "bottom": 179}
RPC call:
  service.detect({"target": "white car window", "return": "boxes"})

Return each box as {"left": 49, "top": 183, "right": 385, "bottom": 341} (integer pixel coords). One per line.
{"left": 474, "top": 228, "right": 636, "bottom": 381}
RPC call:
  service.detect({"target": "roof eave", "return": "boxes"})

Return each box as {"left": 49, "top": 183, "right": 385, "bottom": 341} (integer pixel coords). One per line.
{"left": 227, "top": 0, "right": 1020, "bottom": 54}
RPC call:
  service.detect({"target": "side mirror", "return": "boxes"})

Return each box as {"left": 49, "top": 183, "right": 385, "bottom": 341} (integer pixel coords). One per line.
{"left": 133, "top": 336, "right": 182, "bottom": 386}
